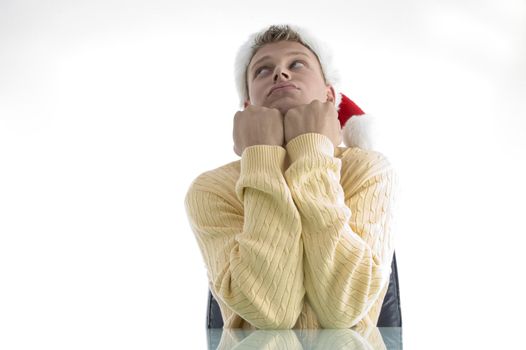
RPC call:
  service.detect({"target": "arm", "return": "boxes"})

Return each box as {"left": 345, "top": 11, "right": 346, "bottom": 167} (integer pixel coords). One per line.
{"left": 185, "top": 146, "right": 305, "bottom": 329}
{"left": 284, "top": 133, "right": 397, "bottom": 328}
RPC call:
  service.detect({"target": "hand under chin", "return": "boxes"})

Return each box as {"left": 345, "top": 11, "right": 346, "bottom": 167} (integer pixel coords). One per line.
{"left": 266, "top": 97, "right": 332, "bottom": 116}
{"left": 266, "top": 100, "right": 302, "bottom": 115}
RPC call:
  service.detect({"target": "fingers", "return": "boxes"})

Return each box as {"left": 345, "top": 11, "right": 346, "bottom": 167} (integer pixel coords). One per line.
{"left": 233, "top": 100, "right": 340, "bottom": 156}
{"left": 232, "top": 106, "right": 285, "bottom": 156}
{"left": 283, "top": 99, "right": 340, "bottom": 146}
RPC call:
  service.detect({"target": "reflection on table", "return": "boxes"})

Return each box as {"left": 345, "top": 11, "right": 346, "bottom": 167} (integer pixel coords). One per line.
{"left": 207, "top": 327, "right": 402, "bottom": 350}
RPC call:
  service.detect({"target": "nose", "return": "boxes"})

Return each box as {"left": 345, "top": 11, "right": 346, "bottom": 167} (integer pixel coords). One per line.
{"left": 273, "top": 67, "right": 290, "bottom": 82}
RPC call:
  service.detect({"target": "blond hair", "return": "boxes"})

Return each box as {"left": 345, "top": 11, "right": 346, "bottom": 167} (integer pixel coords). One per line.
{"left": 252, "top": 25, "right": 306, "bottom": 50}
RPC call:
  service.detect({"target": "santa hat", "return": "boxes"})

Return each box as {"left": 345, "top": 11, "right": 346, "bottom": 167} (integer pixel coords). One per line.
{"left": 234, "top": 24, "right": 375, "bottom": 150}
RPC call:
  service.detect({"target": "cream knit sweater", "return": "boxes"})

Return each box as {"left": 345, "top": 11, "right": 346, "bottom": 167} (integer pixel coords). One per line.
{"left": 185, "top": 133, "right": 398, "bottom": 330}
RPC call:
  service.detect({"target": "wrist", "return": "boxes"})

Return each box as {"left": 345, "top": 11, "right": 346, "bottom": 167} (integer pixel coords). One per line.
{"left": 285, "top": 133, "right": 334, "bottom": 161}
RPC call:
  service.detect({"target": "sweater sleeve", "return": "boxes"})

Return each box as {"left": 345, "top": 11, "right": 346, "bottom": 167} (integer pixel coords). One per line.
{"left": 184, "top": 145, "right": 305, "bottom": 329}
{"left": 284, "top": 133, "right": 397, "bottom": 328}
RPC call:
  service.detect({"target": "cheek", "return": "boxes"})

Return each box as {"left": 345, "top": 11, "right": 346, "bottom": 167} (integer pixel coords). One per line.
{"left": 249, "top": 83, "right": 265, "bottom": 103}
{"left": 305, "top": 76, "right": 328, "bottom": 97}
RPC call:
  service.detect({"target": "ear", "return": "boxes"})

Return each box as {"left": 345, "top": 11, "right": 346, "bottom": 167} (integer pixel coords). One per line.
{"left": 326, "top": 85, "right": 336, "bottom": 104}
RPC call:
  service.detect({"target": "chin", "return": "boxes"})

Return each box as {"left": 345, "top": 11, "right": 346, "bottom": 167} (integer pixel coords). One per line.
{"left": 269, "top": 100, "right": 303, "bottom": 115}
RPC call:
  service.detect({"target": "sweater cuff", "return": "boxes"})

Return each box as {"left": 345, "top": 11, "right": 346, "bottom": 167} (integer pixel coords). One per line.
{"left": 240, "top": 145, "right": 287, "bottom": 173}
{"left": 235, "top": 145, "right": 287, "bottom": 201}
{"left": 285, "top": 133, "right": 334, "bottom": 162}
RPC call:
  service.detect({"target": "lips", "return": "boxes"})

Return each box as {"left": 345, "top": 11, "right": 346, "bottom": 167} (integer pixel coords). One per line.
{"left": 268, "top": 83, "right": 298, "bottom": 96}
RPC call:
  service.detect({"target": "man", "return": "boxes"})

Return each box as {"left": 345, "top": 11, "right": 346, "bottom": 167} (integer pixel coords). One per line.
{"left": 185, "top": 24, "right": 398, "bottom": 330}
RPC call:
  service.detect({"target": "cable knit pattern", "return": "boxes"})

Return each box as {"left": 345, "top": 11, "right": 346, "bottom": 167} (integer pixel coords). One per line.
{"left": 184, "top": 133, "right": 398, "bottom": 329}
{"left": 285, "top": 133, "right": 395, "bottom": 328}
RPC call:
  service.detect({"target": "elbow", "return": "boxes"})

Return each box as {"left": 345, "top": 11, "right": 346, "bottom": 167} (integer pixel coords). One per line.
{"left": 251, "top": 299, "right": 303, "bottom": 330}
{"left": 317, "top": 308, "right": 367, "bottom": 329}
{"left": 280, "top": 307, "right": 303, "bottom": 329}
{"left": 316, "top": 293, "right": 380, "bottom": 329}
{"left": 255, "top": 317, "right": 296, "bottom": 330}
{"left": 318, "top": 315, "right": 361, "bottom": 329}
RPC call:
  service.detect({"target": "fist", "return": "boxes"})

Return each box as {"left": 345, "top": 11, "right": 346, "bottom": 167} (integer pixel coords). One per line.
{"left": 284, "top": 100, "right": 342, "bottom": 147}
{"left": 233, "top": 105, "right": 284, "bottom": 156}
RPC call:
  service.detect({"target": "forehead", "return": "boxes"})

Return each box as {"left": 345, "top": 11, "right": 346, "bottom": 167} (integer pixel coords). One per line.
{"left": 249, "top": 41, "right": 318, "bottom": 67}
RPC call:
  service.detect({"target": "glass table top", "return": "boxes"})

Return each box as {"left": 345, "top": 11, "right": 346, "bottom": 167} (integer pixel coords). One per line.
{"left": 207, "top": 327, "right": 402, "bottom": 349}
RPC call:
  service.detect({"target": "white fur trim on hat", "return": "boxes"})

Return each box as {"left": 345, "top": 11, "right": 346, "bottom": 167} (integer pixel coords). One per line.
{"left": 342, "top": 114, "right": 375, "bottom": 150}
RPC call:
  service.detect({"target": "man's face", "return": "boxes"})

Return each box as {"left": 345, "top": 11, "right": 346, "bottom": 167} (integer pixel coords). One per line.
{"left": 245, "top": 41, "right": 335, "bottom": 114}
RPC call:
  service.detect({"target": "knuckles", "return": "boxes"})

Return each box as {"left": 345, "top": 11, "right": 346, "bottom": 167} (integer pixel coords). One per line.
{"left": 234, "top": 100, "right": 340, "bottom": 153}
{"left": 236, "top": 105, "right": 282, "bottom": 121}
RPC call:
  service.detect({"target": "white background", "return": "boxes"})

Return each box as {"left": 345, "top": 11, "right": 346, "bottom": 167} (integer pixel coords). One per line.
{"left": 1, "top": 0, "right": 525, "bottom": 349}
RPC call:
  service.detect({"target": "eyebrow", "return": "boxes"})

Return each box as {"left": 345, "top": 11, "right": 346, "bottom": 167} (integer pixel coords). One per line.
{"left": 249, "top": 51, "right": 311, "bottom": 73}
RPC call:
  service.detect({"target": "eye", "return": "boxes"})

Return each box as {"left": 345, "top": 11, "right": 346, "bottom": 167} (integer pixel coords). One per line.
{"left": 254, "top": 66, "right": 270, "bottom": 77}
{"left": 290, "top": 60, "right": 305, "bottom": 69}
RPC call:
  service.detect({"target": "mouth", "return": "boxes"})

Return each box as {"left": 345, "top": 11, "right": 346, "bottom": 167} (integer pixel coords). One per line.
{"left": 268, "top": 83, "right": 298, "bottom": 96}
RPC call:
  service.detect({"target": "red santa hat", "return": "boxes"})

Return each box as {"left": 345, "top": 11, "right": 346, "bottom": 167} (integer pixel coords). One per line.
{"left": 234, "top": 24, "right": 375, "bottom": 150}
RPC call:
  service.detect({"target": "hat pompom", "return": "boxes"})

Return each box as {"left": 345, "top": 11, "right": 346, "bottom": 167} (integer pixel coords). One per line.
{"left": 337, "top": 93, "right": 375, "bottom": 150}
